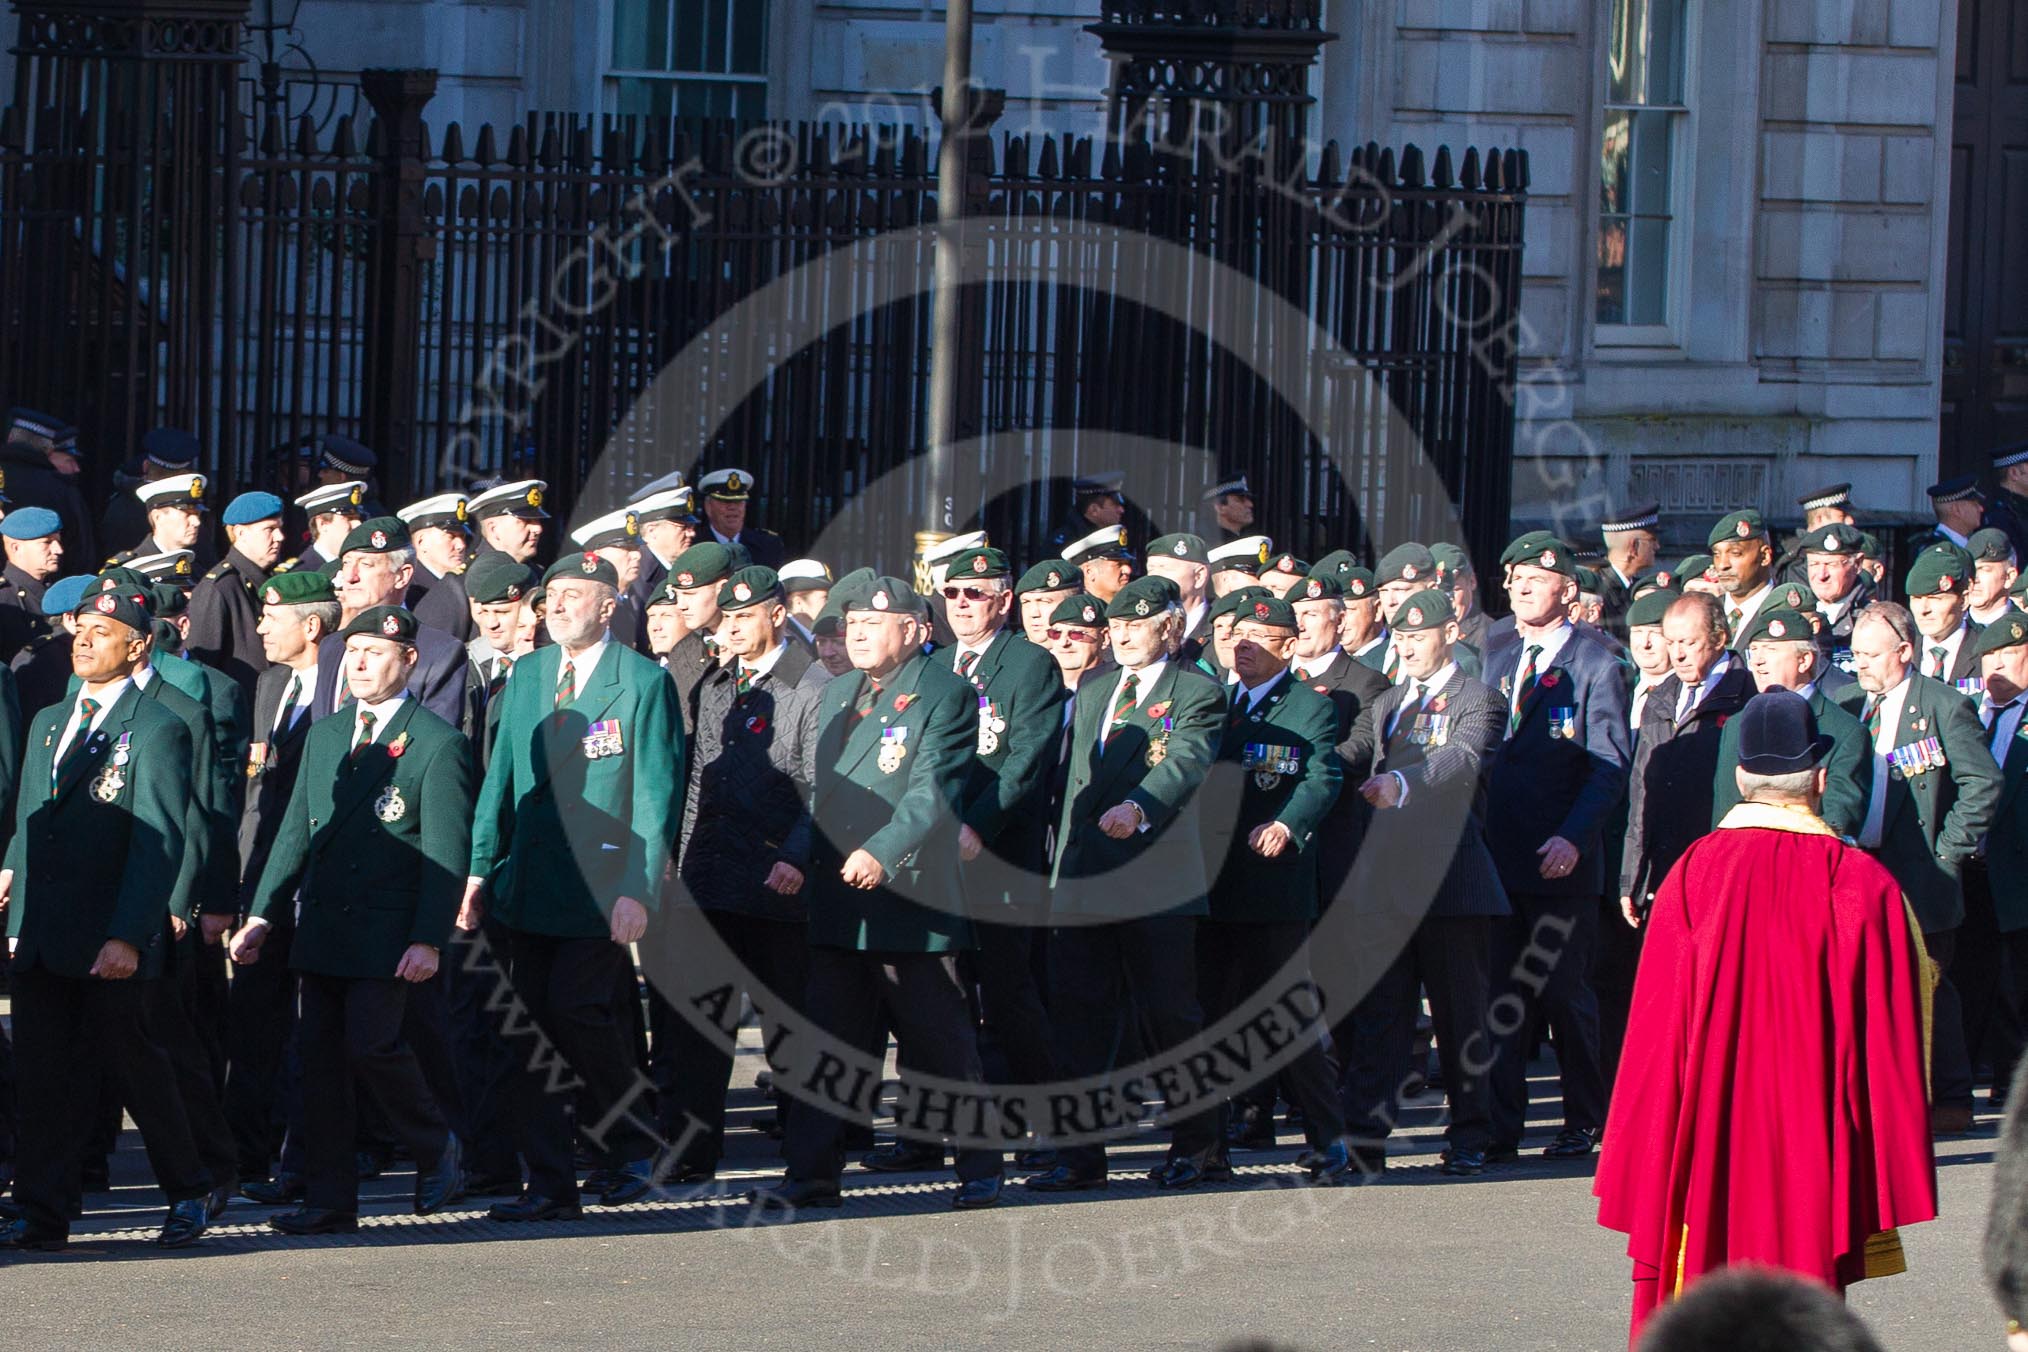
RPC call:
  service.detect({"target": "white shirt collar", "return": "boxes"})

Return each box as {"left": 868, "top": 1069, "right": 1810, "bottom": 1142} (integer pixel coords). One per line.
{"left": 711, "top": 526, "right": 741, "bottom": 548}
{"left": 1727, "top": 582, "right": 1775, "bottom": 627}
{"left": 1939, "top": 524, "right": 1972, "bottom": 549}
{"left": 1676, "top": 652, "right": 1734, "bottom": 719}
{"left": 1237, "top": 669, "right": 1286, "bottom": 710}
{"left": 1293, "top": 647, "right": 1342, "bottom": 679}
{"left": 72, "top": 678, "right": 131, "bottom": 718}
{"left": 556, "top": 637, "right": 611, "bottom": 686}
{"left": 1513, "top": 620, "right": 1574, "bottom": 669}
{"left": 132, "top": 663, "right": 156, "bottom": 690}
{"left": 353, "top": 690, "right": 409, "bottom": 739}
{"left": 1402, "top": 662, "right": 1458, "bottom": 701}
{"left": 954, "top": 632, "right": 998, "bottom": 665}
{"left": 1352, "top": 631, "right": 1387, "bottom": 660}
{"left": 741, "top": 640, "right": 789, "bottom": 680}
{"left": 1920, "top": 622, "right": 1970, "bottom": 675}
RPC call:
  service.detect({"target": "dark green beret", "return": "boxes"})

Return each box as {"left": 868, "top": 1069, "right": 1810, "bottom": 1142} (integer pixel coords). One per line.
{"left": 1375, "top": 543, "right": 1436, "bottom": 586}
{"left": 1575, "top": 567, "right": 1602, "bottom": 596}
{"left": 1802, "top": 522, "right": 1866, "bottom": 557}
{"left": 719, "top": 564, "right": 784, "bottom": 612}
{"left": 1147, "top": 533, "right": 1207, "bottom": 565}
{"left": 669, "top": 541, "right": 746, "bottom": 589}
{"left": 1264, "top": 552, "right": 1308, "bottom": 581}
{"left": 465, "top": 552, "right": 536, "bottom": 606}
{"left": 1207, "top": 585, "right": 1273, "bottom": 623}
{"left": 1231, "top": 594, "right": 1298, "bottom": 631}
{"left": 340, "top": 516, "right": 411, "bottom": 557}
{"left": 1390, "top": 588, "right": 1455, "bottom": 632}
{"left": 258, "top": 570, "right": 336, "bottom": 607}
{"left": 1048, "top": 593, "right": 1106, "bottom": 627}
{"left": 1969, "top": 527, "right": 2016, "bottom": 564}
{"left": 1707, "top": 510, "right": 1768, "bottom": 548}
{"left": 1285, "top": 573, "right": 1342, "bottom": 603}
{"left": 943, "top": 546, "right": 1011, "bottom": 581}
{"left": 74, "top": 582, "right": 151, "bottom": 633}
{"left": 542, "top": 552, "right": 620, "bottom": 589}
{"left": 1631, "top": 568, "right": 1678, "bottom": 598}
{"left": 1502, "top": 532, "right": 1578, "bottom": 579}
{"left": 842, "top": 574, "right": 927, "bottom": 618}
{"left": 1626, "top": 590, "right": 1676, "bottom": 628}
{"left": 1858, "top": 531, "right": 1883, "bottom": 560}
{"left": 1339, "top": 566, "right": 1377, "bottom": 599}
{"left": 1430, "top": 542, "right": 1473, "bottom": 580}
{"left": 1740, "top": 608, "right": 1815, "bottom": 647}
{"left": 339, "top": 604, "right": 418, "bottom": 647}
{"left": 151, "top": 618, "right": 180, "bottom": 648}
{"left": 1310, "top": 549, "right": 1359, "bottom": 579}
{"left": 1104, "top": 575, "right": 1177, "bottom": 621}
{"left": 149, "top": 583, "right": 187, "bottom": 618}
{"left": 2011, "top": 573, "right": 2028, "bottom": 602}
{"left": 645, "top": 580, "right": 682, "bottom": 609}
{"left": 1905, "top": 542, "right": 1973, "bottom": 598}
{"left": 1014, "top": 560, "right": 1076, "bottom": 595}
{"left": 1769, "top": 581, "right": 1813, "bottom": 613}
{"left": 1974, "top": 610, "right": 2028, "bottom": 657}
{"left": 1678, "top": 554, "right": 1714, "bottom": 582}
{"left": 96, "top": 566, "right": 150, "bottom": 592}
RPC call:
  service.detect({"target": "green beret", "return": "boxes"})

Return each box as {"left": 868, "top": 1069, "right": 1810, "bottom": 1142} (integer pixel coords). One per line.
{"left": 719, "top": 564, "right": 784, "bottom": 612}
{"left": 465, "top": 552, "right": 536, "bottom": 606}
{"left": 339, "top": 516, "right": 411, "bottom": 557}
{"left": 1140, "top": 575, "right": 1181, "bottom": 607}
{"left": 645, "top": 580, "right": 682, "bottom": 609}
{"left": 340, "top": 604, "right": 418, "bottom": 646}
{"left": 1310, "top": 549, "right": 1359, "bottom": 579}
{"left": 1147, "top": 533, "right": 1208, "bottom": 564}
{"left": 1575, "top": 567, "right": 1602, "bottom": 596}
{"left": 1740, "top": 608, "right": 1814, "bottom": 647}
{"left": 1104, "top": 575, "right": 1177, "bottom": 621}
{"left": 1014, "top": 559, "right": 1077, "bottom": 595}
{"left": 1858, "top": 531, "right": 1883, "bottom": 560}
{"left": 258, "top": 570, "right": 337, "bottom": 607}
{"left": 1230, "top": 594, "right": 1298, "bottom": 631}
{"left": 2011, "top": 573, "right": 2028, "bottom": 602}
{"left": 96, "top": 566, "right": 150, "bottom": 592}
{"left": 542, "top": 552, "right": 620, "bottom": 589}
{"left": 1707, "top": 510, "right": 1768, "bottom": 548}
{"left": 1501, "top": 532, "right": 1578, "bottom": 579}
{"left": 669, "top": 540, "right": 746, "bottom": 589}
{"left": 1375, "top": 543, "right": 1436, "bottom": 586}
{"left": 841, "top": 575, "right": 926, "bottom": 618}
{"left": 1677, "top": 554, "right": 1713, "bottom": 583}
{"left": 1969, "top": 527, "right": 2016, "bottom": 564}
{"left": 1905, "top": 542, "right": 1973, "bottom": 598}
{"left": 1207, "top": 585, "right": 1273, "bottom": 623}
{"left": 1626, "top": 590, "right": 1676, "bottom": 628}
{"left": 1430, "top": 542, "right": 1473, "bottom": 580}
{"left": 1048, "top": 593, "right": 1106, "bottom": 627}
{"left": 1339, "top": 566, "right": 1377, "bottom": 599}
{"left": 1264, "top": 552, "right": 1308, "bottom": 581}
{"left": 1974, "top": 611, "right": 2028, "bottom": 658}
{"left": 149, "top": 583, "right": 187, "bottom": 618}
{"left": 1285, "top": 573, "right": 1342, "bottom": 603}
{"left": 1802, "top": 522, "right": 1866, "bottom": 557}
{"left": 942, "top": 546, "right": 1011, "bottom": 581}
{"left": 151, "top": 618, "right": 180, "bottom": 648}
{"left": 74, "top": 582, "right": 151, "bottom": 633}
{"left": 1390, "top": 588, "right": 1455, "bottom": 632}
{"left": 1768, "top": 581, "right": 1813, "bottom": 613}
{"left": 1631, "top": 568, "right": 1678, "bottom": 598}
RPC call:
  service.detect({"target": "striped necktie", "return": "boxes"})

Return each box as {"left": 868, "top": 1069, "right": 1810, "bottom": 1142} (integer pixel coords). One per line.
{"left": 1510, "top": 644, "right": 1541, "bottom": 735}
{"left": 957, "top": 649, "right": 981, "bottom": 683}
{"left": 1863, "top": 695, "right": 1883, "bottom": 741}
{"left": 1928, "top": 645, "right": 1947, "bottom": 679}
{"left": 1106, "top": 673, "right": 1140, "bottom": 745}
{"left": 1382, "top": 644, "right": 1400, "bottom": 683}
{"left": 351, "top": 709, "right": 378, "bottom": 758}
{"left": 53, "top": 697, "right": 100, "bottom": 796}
{"left": 555, "top": 659, "right": 576, "bottom": 710}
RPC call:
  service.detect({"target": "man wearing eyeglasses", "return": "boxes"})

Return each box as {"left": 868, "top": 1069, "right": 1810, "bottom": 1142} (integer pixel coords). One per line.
{"left": 1042, "top": 593, "right": 1112, "bottom": 691}
{"left": 862, "top": 547, "right": 1067, "bottom": 1174}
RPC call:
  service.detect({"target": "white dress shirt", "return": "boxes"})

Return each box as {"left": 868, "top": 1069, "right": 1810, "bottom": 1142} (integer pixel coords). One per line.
{"left": 554, "top": 638, "right": 612, "bottom": 701}
{"left": 1674, "top": 653, "right": 1735, "bottom": 724}
{"left": 350, "top": 691, "right": 410, "bottom": 749}
{"left": 271, "top": 663, "right": 318, "bottom": 736}
{"left": 1918, "top": 622, "right": 1970, "bottom": 682}
{"left": 1858, "top": 674, "right": 1916, "bottom": 849}
{"left": 1723, "top": 583, "right": 1775, "bottom": 638}
{"left": 1292, "top": 648, "right": 1342, "bottom": 682}
{"left": 1101, "top": 660, "right": 1167, "bottom": 747}
{"left": 54, "top": 678, "right": 131, "bottom": 763}
{"left": 1507, "top": 621, "right": 1574, "bottom": 723}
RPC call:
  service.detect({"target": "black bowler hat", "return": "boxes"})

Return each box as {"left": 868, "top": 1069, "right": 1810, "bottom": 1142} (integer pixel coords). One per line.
{"left": 1736, "top": 689, "right": 1832, "bottom": 776}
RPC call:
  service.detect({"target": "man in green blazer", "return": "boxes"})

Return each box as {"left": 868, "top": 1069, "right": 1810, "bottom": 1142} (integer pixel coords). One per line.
{"left": 1032, "top": 575, "right": 1227, "bottom": 1193}
{"left": 1953, "top": 616, "right": 2028, "bottom": 1112}
{"left": 751, "top": 574, "right": 1004, "bottom": 1211}
{"left": 1714, "top": 607, "right": 1871, "bottom": 837}
{"left": 1, "top": 582, "right": 215, "bottom": 1250}
{"left": 232, "top": 605, "right": 472, "bottom": 1233}
{"left": 1846, "top": 601, "right": 2002, "bottom": 1134}
{"left": 462, "top": 551, "right": 685, "bottom": 1220}
{"left": 1195, "top": 594, "right": 1348, "bottom": 1180}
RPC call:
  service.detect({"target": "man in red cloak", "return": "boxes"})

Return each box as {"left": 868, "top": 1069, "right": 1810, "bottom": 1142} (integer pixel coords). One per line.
{"left": 1595, "top": 688, "right": 1937, "bottom": 1343}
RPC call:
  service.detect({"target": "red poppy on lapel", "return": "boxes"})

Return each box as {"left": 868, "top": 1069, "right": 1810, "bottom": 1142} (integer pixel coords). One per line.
{"left": 1716, "top": 713, "right": 1729, "bottom": 728}
{"left": 1539, "top": 673, "right": 1561, "bottom": 690}
{"left": 1145, "top": 701, "right": 1171, "bottom": 721}
{"left": 386, "top": 732, "right": 410, "bottom": 759}
{"left": 893, "top": 693, "right": 917, "bottom": 713}
{"left": 1430, "top": 694, "right": 1448, "bottom": 713}
{"left": 746, "top": 715, "right": 768, "bottom": 734}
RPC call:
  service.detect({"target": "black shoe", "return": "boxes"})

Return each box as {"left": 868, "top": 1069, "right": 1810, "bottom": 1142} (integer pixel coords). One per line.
{"left": 1013, "top": 1147, "right": 1057, "bottom": 1172}
{"left": 595, "top": 1157, "right": 660, "bottom": 1206}
{"left": 1150, "top": 1158, "right": 1212, "bottom": 1190}
{"left": 0, "top": 1218, "right": 66, "bottom": 1251}
{"left": 157, "top": 1197, "right": 209, "bottom": 1248}
{"left": 1223, "top": 1106, "right": 1277, "bottom": 1150}
{"left": 745, "top": 1178, "right": 842, "bottom": 1210}
{"left": 1400, "top": 1073, "right": 1429, "bottom": 1098}
{"left": 240, "top": 1173, "right": 307, "bottom": 1206}
{"left": 461, "top": 1170, "right": 525, "bottom": 1198}
{"left": 0, "top": 1198, "right": 20, "bottom": 1223}
{"left": 1024, "top": 1165, "right": 1107, "bottom": 1192}
{"left": 581, "top": 1166, "right": 623, "bottom": 1196}
{"left": 354, "top": 1150, "right": 389, "bottom": 1181}
{"left": 269, "top": 1207, "right": 359, "bottom": 1236}
{"left": 1299, "top": 1140, "right": 1352, "bottom": 1185}
{"left": 415, "top": 1134, "right": 464, "bottom": 1216}
{"left": 1344, "top": 1148, "right": 1387, "bottom": 1184}
{"left": 952, "top": 1176, "right": 1003, "bottom": 1210}
{"left": 1543, "top": 1128, "right": 1597, "bottom": 1160}
{"left": 203, "top": 1185, "right": 232, "bottom": 1222}
{"left": 1461, "top": 1142, "right": 1520, "bottom": 1165}
{"left": 860, "top": 1140, "right": 946, "bottom": 1173}
{"left": 1439, "top": 1149, "right": 1487, "bottom": 1177}
{"left": 487, "top": 1192, "right": 583, "bottom": 1223}
{"left": 666, "top": 1163, "right": 717, "bottom": 1186}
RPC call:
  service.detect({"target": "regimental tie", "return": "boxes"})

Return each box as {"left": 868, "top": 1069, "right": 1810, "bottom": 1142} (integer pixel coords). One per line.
{"left": 273, "top": 673, "right": 302, "bottom": 737}
{"left": 52, "top": 697, "right": 99, "bottom": 796}
{"left": 735, "top": 663, "right": 754, "bottom": 699}
{"left": 351, "top": 709, "right": 378, "bottom": 757}
{"left": 489, "top": 655, "right": 513, "bottom": 698}
{"left": 1389, "top": 680, "right": 1427, "bottom": 740}
{"left": 555, "top": 658, "right": 576, "bottom": 710}
{"left": 1863, "top": 695, "right": 1883, "bottom": 741}
{"left": 1928, "top": 645, "right": 1948, "bottom": 680}
{"left": 1107, "top": 673, "right": 1140, "bottom": 745}
{"left": 849, "top": 677, "right": 882, "bottom": 722}
{"left": 702, "top": 634, "right": 721, "bottom": 662}
{"left": 957, "top": 650, "right": 981, "bottom": 683}
{"left": 1382, "top": 644, "right": 1400, "bottom": 683}
{"left": 1510, "top": 643, "right": 1542, "bottom": 735}
{"left": 1727, "top": 603, "right": 1743, "bottom": 635}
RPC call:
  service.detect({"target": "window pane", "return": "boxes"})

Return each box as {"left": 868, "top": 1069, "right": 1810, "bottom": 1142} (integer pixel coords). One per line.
{"left": 731, "top": 0, "right": 767, "bottom": 75}
{"left": 674, "top": 0, "right": 705, "bottom": 73}
{"left": 703, "top": 0, "right": 729, "bottom": 74}
{"left": 1628, "top": 217, "right": 1671, "bottom": 325}
{"left": 612, "top": 0, "right": 670, "bottom": 71}
{"left": 1606, "top": 0, "right": 1687, "bottom": 106}
{"left": 1600, "top": 109, "right": 1631, "bottom": 216}
{"left": 611, "top": 76, "right": 673, "bottom": 120}
{"left": 1597, "top": 218, "right": 1629, "bottom": 326}
{"left": 1629, "top": 108, "right": 1673, "bottom": 216}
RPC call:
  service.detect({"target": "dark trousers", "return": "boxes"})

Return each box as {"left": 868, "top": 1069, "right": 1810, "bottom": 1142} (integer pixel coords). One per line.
{"left": 145, "top": 941, "right": 241, "bottom": 1194}
{"left": 1048, "top": 916, "right": 1221, "bottom": 1176}
{"left": 441, "top": 924, "right": 522, "bottom": 1179}
{"left": 1195, "top": 919, "right": 1345, "bottom": 1151}
{"left": 1488, "top": 892, "right": 1610, "bottom": 1143}
{"left": 224, "top": 918, "right": 299, "bottom": 1178}
{"left": 298, "top": 972, "right": 450, "bottom": 1212}
{"left": 782, "top": 948, "right": 1002, "bottom": 1185}
{"left": 1959, "top": 863, "right": 2024, "bottom": 1096}
{"left": 967, "top": 919, "right": 1056, "bottom": 1089}
{"left": 499, "top": 928, "right": 653, "bottom": 1203}
{"left": 0, "top": 957, "right": 16, "bottom": 1170}
{"left": 1929, "top": 926, "right": 1974, "bottom": 1110}
{"left": 1592, "top": 896, "right": 1645, "bottom": 1093}
{"left": 660, "top": 907, "right": 811, "bottom": 1170}
{"left": 1340, "top": 915, "right": 1494, "bottom": 1153}
{"left": 11, "top": 964, "right": 211, "bottom": 1236}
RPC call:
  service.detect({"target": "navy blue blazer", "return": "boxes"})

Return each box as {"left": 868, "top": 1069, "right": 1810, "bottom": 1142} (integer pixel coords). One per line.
{"left": 1481, "top": 624, "right": 1632, "bottom": 898}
